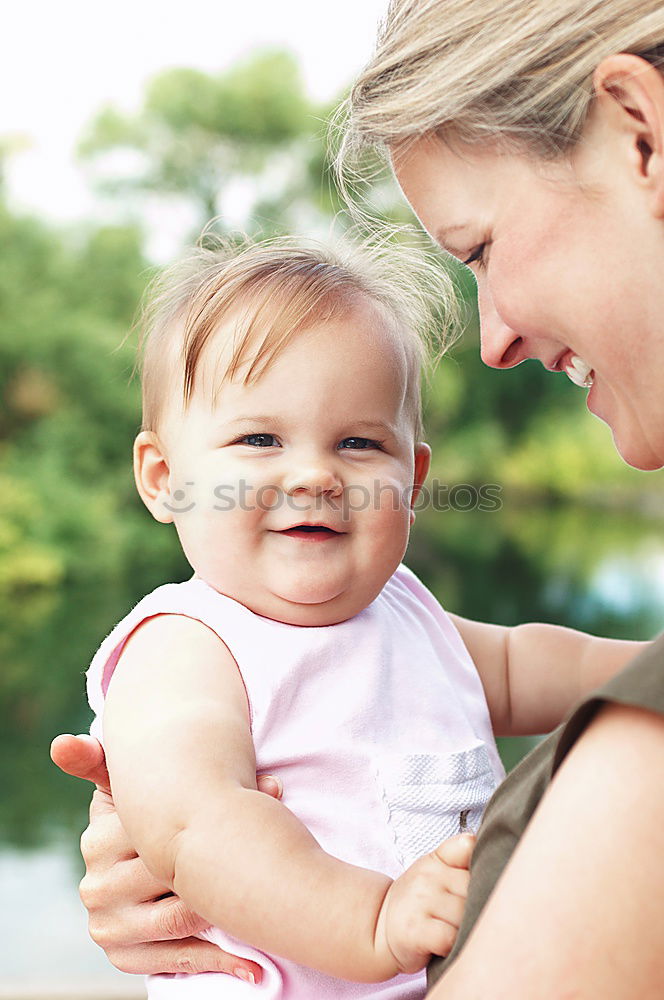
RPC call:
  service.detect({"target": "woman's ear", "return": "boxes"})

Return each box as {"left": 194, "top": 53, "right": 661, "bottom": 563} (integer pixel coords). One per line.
{"left": 409, "top": 442, "right": 431, "bottom": 525}
{"left": 593, "top": 54, "right": 664, "bottom": 217}
{"left": 133, "top": 431, "right": 173, "bottom": 524}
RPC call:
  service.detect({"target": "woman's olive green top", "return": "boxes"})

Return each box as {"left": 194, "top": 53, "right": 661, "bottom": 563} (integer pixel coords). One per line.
{"left": 428, "top": 633, "right": 664, "bottom": 990}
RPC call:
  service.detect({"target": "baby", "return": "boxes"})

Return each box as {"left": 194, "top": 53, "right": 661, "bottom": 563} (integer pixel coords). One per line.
{"left": 87, "top": 237, "right": 641, "bottom": 998}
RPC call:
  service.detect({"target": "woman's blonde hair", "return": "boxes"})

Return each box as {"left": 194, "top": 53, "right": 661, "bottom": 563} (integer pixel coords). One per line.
{"left": 138, "top": 234, "right": 457, "bottom": 440}
{"left": 342, "top": 0, "right": 664, "bottom": 160}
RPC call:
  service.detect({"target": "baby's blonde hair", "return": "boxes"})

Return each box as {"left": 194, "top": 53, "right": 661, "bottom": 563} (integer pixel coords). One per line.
{"left": 340, "top": 0, "right": 664, "bottom": 161}
{"left": 138, "top": 235, "right": 457, "bottom": 441}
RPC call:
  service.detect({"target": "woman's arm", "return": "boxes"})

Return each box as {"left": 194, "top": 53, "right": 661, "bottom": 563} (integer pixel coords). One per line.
{"left": 428, "top": 702, "right": 664, "bottom": 999}
{"left": 450, "top": 614, "right": 645, "bottom": 734}
{"left": 102, "top": 614, "right": 400, "bottom": 982}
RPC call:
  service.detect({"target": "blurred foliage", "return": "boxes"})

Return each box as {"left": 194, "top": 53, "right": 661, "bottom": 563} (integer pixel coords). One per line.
{"left": 78, "top": 49, "right": 338, "bottom": 235}
{"left": 0, "top": 200, "right": 188, "bottom": 845}
{"left": 1, "top": 49, "right": 663, "bottom": 848}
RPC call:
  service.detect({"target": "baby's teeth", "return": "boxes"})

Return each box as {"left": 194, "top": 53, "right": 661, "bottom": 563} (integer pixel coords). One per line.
{"left": 565, "top": 355, "right": 593, "bottom": 388}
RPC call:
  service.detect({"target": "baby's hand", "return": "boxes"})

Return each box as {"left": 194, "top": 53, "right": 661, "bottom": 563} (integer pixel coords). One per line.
{"left": 374, "top": 833, "right": 475, "bottom": 976}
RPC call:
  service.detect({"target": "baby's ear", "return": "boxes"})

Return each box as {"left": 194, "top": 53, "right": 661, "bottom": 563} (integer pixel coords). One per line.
{"left": 133, "top": 431, "right": 173, "bottom": 524}
{"left": 410, "top": 442, "right": 431, "bottom": 525}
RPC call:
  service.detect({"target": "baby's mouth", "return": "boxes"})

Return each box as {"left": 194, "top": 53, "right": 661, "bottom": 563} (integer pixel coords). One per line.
{"left": 279, "top": 524, "right": 342, "bottom": 540}
{"left": 564, "top": 354, "right": 594, "bottom": 389}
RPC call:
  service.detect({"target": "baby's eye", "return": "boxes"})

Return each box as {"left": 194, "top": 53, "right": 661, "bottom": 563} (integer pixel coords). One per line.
{"left": 239, "top": 434, "right": 279, "bottom": 448}
{"left": 338, "top": 437, "right": 381, "bottom": 451}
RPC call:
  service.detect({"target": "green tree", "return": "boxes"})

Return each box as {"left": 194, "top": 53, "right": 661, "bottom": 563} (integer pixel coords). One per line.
{"left": 78, "top": 50, "right": 326, "bottom": 232}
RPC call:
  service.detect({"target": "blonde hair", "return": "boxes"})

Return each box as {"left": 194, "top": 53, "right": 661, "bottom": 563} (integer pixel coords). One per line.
{"left": 138, "top": 235, "right": 457, "bottom": 440}
{"left": 342, "top": 0, "right": 664, "bottom": 161}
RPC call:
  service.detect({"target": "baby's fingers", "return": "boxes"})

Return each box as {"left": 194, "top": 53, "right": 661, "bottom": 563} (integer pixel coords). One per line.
{"left": 396, "top": 914, "right": 461, "bottom": 974}
{"left": 433, "top": 833, "right": 476, "bottom": 870}
{"left": 428, "top": 885, "right": 467, "bottom": 930}
{"left": 421, "top": 917, "right": 460, "bottom": 959}
{"left": 426, "top": 852, "right": 471, "bottom": 901}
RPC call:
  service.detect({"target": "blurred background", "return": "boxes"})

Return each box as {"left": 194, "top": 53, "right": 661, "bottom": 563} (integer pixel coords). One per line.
{"left": 2, "top": 1, "right": 664, "bottom": 996}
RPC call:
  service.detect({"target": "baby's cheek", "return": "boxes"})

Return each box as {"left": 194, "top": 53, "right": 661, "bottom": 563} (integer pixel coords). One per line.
{"left": 369, "top": 492, "right": 412, "bottom": 553}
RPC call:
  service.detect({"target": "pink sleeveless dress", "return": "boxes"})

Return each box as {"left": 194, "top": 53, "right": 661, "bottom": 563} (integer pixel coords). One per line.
{"left": 87, "top": 564, "right": 504, "bottom": 999}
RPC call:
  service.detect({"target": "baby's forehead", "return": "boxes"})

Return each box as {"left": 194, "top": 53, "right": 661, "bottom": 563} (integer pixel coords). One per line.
{"left": 140, "top": 238, "right": 443, "bottom": 442}
{"left": 198, "top": 294, "right": 411, "bottom": 387}
{"left": 190, "top": 302, "right": 418, "bottom": 433}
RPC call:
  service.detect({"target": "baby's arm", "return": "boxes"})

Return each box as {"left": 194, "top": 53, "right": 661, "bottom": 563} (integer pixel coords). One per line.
{"left": 450, "top": 615, "right": 646, "bottom": 736}
{"left": 103, "top": 614, "right": 457, "bottom": 982}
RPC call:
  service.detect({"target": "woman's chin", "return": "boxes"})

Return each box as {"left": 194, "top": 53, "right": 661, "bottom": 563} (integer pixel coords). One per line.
{"left": 591, "top": 389, "right": 664, "bottom": 470}
{"left": 611, "top": 428, "right": 664, "bottom": 471}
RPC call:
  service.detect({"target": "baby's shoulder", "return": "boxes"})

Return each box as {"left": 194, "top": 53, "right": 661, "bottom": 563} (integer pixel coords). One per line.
{"left": 123, "top": 577, "right": 254, "bottom": 631}
{"left": 384, "top": 562, "right": 448, "bottom": 614}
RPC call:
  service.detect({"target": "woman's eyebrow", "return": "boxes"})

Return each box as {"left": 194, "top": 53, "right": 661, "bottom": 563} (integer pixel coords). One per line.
{"left": 434, "top": 223, "right": 468, "bottom": 255}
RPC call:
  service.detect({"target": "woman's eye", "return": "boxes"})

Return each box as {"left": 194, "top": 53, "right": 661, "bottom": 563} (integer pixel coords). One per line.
{"left": 240, "top": 434, "right": 278, "bottom": 448}
{"left": 463, "top": 243, "right": 487, "bottom": 268}
{"left": 338, "top": 437, "right": 380, "bottom": 450}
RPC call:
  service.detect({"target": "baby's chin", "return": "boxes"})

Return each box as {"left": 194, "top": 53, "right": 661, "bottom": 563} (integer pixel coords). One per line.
{"left": 196, "top": 573, "right": 364, "bottom": 626}
{"left": 259, "top": 584, "right": 364, "bottom": 627}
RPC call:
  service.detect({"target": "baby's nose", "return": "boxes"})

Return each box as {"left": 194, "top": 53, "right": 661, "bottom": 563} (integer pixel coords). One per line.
{"left": 283, "top": 461, "right": 343, "bottom": 497}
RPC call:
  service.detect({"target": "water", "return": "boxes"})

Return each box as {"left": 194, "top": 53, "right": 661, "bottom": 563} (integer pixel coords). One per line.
{"left": 0, "top": 844, "right": 143, "bottom": 997}
{"left": 2, "top": 500, "right": 662, "bottom": 995}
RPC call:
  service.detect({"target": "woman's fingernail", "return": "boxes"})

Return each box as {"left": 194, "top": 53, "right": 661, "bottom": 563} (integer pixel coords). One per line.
{"left": 234, "top": 968, "right": 256, "bottom": 985}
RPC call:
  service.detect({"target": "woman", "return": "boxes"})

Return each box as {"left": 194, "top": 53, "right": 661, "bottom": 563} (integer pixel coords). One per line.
{"left": 52, "top": 1, "right": 664, "bottom": 995}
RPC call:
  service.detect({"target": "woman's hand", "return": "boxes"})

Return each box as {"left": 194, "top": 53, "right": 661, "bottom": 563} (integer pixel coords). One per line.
{"left": 50, "top": 734, "right": 282, "bottom": 984}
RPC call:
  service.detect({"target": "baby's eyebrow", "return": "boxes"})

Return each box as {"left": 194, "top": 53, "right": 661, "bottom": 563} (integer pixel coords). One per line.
{"left": 227, "top": 415, "right": 280, "bottom": 425}
{"left": 224, "top": 416, "right": 400, "bottom": 439}
{"left": 345, "top": 420, "right": 397, "bottom": 437}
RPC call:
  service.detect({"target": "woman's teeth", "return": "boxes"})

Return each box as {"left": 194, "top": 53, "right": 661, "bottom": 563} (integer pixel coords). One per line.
{"left": 565, "top": 355, "right": 594, "bottom": 388}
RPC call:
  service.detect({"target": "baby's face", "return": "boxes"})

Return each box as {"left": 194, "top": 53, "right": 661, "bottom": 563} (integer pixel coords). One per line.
{"left": 148, "top": 298, "right": 430, "bottom": 626}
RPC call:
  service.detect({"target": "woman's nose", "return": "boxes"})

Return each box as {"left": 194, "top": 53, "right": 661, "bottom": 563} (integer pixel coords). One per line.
{"left": 478, "top": 286, "right": 525, "bottom": 370}
{"left": 479, "top": 319, "right": 524, "bottom": 370}
{"left": 480, "top": 306, "right": 528, "bottom": 368}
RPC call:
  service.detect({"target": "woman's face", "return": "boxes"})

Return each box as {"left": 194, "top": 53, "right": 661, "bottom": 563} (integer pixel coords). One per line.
{"left": 393, "top": 132, "right": 664, "bottom": 470}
